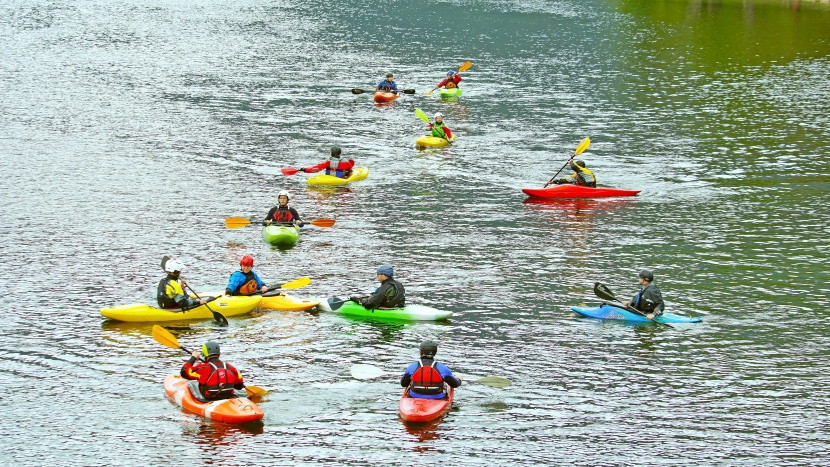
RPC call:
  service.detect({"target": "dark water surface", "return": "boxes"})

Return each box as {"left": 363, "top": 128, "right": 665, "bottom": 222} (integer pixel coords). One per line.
{"left": 2, "top": 0, "right": 829, "bottom": 465}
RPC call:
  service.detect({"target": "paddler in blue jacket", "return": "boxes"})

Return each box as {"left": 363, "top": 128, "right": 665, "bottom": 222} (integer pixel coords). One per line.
{"left": 623, "top": 269, "right": 665, "bottom": 320}
{"left": 400, "top": 341, "right": 462, "bottom": 399}
{"left": 375, "top": 73, "right": 399, "bottom": 94}
{"left": 225, "top": 255, "right": 269, "bottom": 296}
{"left": 349, "top": 265, "right": 406, "bottom": 310}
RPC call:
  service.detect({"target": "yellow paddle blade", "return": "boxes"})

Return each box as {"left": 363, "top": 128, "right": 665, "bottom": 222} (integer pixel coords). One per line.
{"left": 152, "top": 325, "right": 180, "bottom": 349}
{"left": 280, "top": 277, "right": 311, "bottom": 289}
{"left": 225, "top": 217, "right": 252, "bottom": 229}
{"left": 574, "top": 137, "right": 591, "bottom": 155}
{"left": 458, "top": 61, "right": 471, "bottom": 73}
{"left": 422, "top": 89, "right": 434, "bottom": 95}
{"left": 415, "top": 108, "right": 430, "bottom": 123}
{"left": 245, "top": 385, "right": 269, "bottom": 397}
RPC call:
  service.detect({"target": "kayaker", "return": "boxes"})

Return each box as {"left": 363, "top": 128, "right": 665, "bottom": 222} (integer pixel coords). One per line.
{"left": 299, "top": 146, "right": 355, "bottom": 179}
{"left": 375, "top": 73, "right": 399, "bottom": 95}
{"left": 551, "top": 160, "right": 596, "bottom": 187}
{"left": 435, "top": 70, "right": 462, "bottom": 91}
{"left": 157, "top": 259, "right": 207, "bottom": 310}
{"left": 264, "top": 190, "right": 304, "bottom": 227}
{"left": 622, "top": 269, "right": 665, "bottom": 320}
{"left": 225, "top": 255, "right": 269, "bottom": 296}
{"left": 181, "top": 341, "right": 245, "bottom": 401}
{"left": 400, "top": 341, "right": 462, "bottom": 400}
{"left": 428, "top": 113, "right": 453, "bottom": 141}
{"left": 349, "top": 264, "right": 406, "bottom": 310}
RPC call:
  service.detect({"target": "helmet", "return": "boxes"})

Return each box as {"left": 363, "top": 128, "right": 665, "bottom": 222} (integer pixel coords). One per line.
{"left": 419, "top": 340, "right": 438, "bottom": 358}
{"left": 278, "top": 190, "right": 290, "bottom": 200}
{"left": 240, "top": 255, "right": 254, "bottom": 267}
{"left": 331, "top": 146, "right": 342, "bottom": 157}
{"left": 201, "top": 341, "right": 220, "bottom": 357}
{"left": 376, "top": 264, "right": 394, "bottom": 277}
{"left": 639, "top": 269, "right": 654, "bottom": 282}
{"left": 434, "top": 112, "right": 443, "bottom": 119}
{"left": 570, "top": 160, "right": 586, "bottom": 171}
{"left": 164, "top": 259, "right": 185, "bottom": 273}
{"left": 446, "top": 70, "right": 455, "bottom": 76}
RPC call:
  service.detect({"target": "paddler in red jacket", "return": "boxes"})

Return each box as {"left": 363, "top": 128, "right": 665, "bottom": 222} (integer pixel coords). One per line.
{"left": 181, "top": 341, "right": 245, "bottom": 401}
{"left": 299, "top": 146, "right": 355, "bottom": 179}
{"left": 435, "top": 70, "right": 462, "bottom": 91}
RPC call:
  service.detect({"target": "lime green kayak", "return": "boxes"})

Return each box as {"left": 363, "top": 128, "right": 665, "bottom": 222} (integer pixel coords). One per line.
{"left": 438, "top": 87, "right": 462, "bottom": 98}
{"left": 318, "top": 297, "right": 452, "bottom": 321}
{"left": 262, "top": 225, "right": 300, "bottom": 248}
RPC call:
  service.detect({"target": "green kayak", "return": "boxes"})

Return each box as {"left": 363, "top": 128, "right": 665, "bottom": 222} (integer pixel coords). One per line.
{"left": 438, "top": 87, "right": 462, "bottom": 98}
{"left": 318, "top": 297, "right": 452, "bottom": 321}
{"left": 262, "top": 224, "right": 300, "bottom": 248}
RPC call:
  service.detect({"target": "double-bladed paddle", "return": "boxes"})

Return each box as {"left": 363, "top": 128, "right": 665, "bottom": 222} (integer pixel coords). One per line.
{"left": 544, "top": 137, "right": 591, "bottom": 187}
{"left": 161, "top": 256, "right": 228, "bottom": 327}
{"left": 350, "top": 363, "right": 511, "bottom": 388}
{"left": 224, "top": 217, "right": 335, "bottom": 229}
{"left": 423, "top": 61, "right": 471, "bottom": 95}
{"left": 593, "top": 282, "right": 673, "bottom": 328}
{"left": 352, "top": 88, "right": 415, "bottom": 95}
{"left": 151, "top": 325, "right": 268, "bottom": 397}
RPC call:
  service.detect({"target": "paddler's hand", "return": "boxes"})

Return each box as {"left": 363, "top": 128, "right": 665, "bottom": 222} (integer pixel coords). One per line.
{"left": 198, "top": 298, "right": 207, "bottom": 305}
{"left": 264, "top": 219, "right": 272, "bottom": 226}
{"left": 261, "top": 286, "right": 268, "bottom": 293}
{"left": 191, "top": 350, "right": 201, "bottom": 360}
{"left": 646, "top": 313, "right": 655, "bottom": 320}
{"left": 622, "top": 301, "right": 630, "bottom": 307}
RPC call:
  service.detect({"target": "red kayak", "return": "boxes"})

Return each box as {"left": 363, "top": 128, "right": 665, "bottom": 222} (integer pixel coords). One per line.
{"left": 522, "top": 185, "right": 640, "bottom": 199}
{"left": 398, "top": 386, "right": 454, "bottom": 422}
{"left": 373, "top": 91, "right": 399, "bottom": 103}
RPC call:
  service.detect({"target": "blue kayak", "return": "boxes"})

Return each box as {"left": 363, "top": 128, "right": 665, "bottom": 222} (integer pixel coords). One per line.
{"left": 571, "top": 303, "right": 702, "bottom": 323}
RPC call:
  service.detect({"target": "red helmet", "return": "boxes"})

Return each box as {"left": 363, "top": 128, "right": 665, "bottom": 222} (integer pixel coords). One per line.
{"left": 240, "top": 255, "right": 254, "bottom": 267}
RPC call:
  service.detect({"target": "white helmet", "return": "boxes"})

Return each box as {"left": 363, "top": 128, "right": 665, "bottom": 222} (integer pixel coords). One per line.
{"left": 278, "top": 190, "right": 290, "bottom": 199}
{"left": 165, "top": 259, "right": 185, "bottom": 273}
{"left": 434, "top": 112, "right": 443, "bottom": 119}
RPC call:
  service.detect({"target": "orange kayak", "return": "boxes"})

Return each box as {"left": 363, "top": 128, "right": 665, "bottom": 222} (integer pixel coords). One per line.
{"left": 374, "top": 91, "right": 399, "bottom": 103}
{"left": 163, "top": 374, "right": 264, "bottom": 424}
{"left": 398, "top": 386, "right": 454, "bottom": 422}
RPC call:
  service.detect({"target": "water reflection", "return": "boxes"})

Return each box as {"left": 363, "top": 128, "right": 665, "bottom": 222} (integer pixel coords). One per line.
{"left": 181, "top": 419, "right": 264, "bottom": 447}
{"left": 401, "top": 416, "right": 445, "bottom": 448}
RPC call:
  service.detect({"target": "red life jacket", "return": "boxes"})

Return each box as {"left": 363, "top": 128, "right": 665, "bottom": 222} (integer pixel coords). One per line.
{"left": 203, "top": 361, "right": 238, "bottom": 398}
{"left": 271, "top": 207, "right": 294, "bottom": 223}
{"left": 410, "top": 359, "right": 444, "bottom": 395}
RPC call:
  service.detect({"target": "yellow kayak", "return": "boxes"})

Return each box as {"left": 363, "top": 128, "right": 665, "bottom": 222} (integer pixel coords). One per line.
{"left": 100, "top": 295, "right": 262, "bottom": 322}
{"left": 415, "top": 135, "right": 456, "bottom": 149}
{"left": 307, "top": 167, "right": 369, "bottom": 186}
{"left": 196, "top": 291, "right": 320, "bottom": 311}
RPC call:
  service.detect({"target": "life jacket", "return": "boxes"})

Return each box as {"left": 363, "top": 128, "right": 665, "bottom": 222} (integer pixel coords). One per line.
{"left": 234, "top": 270, "right": 259, "bottom": 295}
{"left": 378, "top": 80, "right": 395, "bottom": 92}
{"left": 410, "top": 359, "right": 444, "bottom": 395}
{"left": 574, "top": 166, "right": 596, "bottom": 187}
{"left": 271, "top": 206, "right": 294, "bottom": 224}
{"left": 431, "top": 122, "right": 448, "bottom": 140}
{"left": 445, "top": 80, "right": 457, "bottom": 89}
{"left": 379, "top": 279, "right": 406, "bottom": 308}
{"left": 157, "top": 276, "right": 184, "bottom": 309}
{"left": 633, "top": 284, "right": 664, "bottom": 314}
{"left": 203, "top": 361, "right": 238, "bottom": 399}
{"left": 325, "top": 158, "right": 349, "bottom": 178}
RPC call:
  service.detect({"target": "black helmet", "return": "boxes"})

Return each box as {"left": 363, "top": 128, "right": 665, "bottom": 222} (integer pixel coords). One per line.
{"left": 201, "top": 341, "right": 220, "bottom": 357}
{"left": 330, "top": 146, "right": 342, "bottom": 157}
{"left": 639, "top": 269, "right": 654, "bottom": 282}
{"left": 419, "top": 340, "right": 438, "bottom": 358}
{"left": 571, "top": 160, "right": 586, "bottom": 171}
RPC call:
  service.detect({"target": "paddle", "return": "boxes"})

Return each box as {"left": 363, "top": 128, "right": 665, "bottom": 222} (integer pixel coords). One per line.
{"left": 352, "top": 88, "right": 415, "bottom": 95}
{"left": 415, "top": 108, "right": 452, "bottom": 144}
{"left": 593, "top": 282, "right": 674, "bottom": 329}
{"left": 160, "top": 256, "right": 228, "bottom": 327}
{"left": 544, "top": 137, "right": 591, "bottom": 187}
{"left": 225, "top": 217, "right": 335, "bottom": 229}
{"left": 423, "top": 61, "right": 471, "bottom": 95}
{"left": 151, "top": 325, "right": 269, "bottom": 397}
{"left": 249, "top": 277, "right": 312, "bottom": 297}
{"left": 350, "top": 363, "right": 511, "bottom": 388}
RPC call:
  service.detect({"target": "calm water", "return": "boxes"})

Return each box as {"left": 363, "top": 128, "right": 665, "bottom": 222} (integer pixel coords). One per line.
{"left": 2, "top": 0, "right": 829, "bottom": 465}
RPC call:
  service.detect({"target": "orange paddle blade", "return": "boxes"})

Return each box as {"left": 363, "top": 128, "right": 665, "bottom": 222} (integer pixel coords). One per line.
{"left": 309, "top": 218, "right": 335, "bottom": 228}
{"left": 458, "top": 61, "right": 471, "bottom": 73}
{"left": 225, "top": 217, "right": 252, "bottom": 229}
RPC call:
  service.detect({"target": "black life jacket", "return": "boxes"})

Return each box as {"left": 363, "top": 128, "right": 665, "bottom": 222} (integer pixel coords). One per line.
{"left": 231, "top": 270, "right": 259, "bottom": 296}
{"left": 203, "top": 361, "right": 238, "bottom": 399}
{"left": 156, "top": 276, "right": 181, "bottom": 309}
{"left": 410, "top": 359, "right": 444, "bottom": 395}
{"left": 271, "top": 206, "right": 294, "bottom": 224}
{"left": 380, "top": 279, "right": 406, "bottom": 308}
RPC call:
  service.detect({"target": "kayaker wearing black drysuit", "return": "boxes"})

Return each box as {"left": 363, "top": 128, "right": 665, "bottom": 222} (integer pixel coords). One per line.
{"left": 350, "top": 264, "right": 406, "bottom": 310}
{"left": 157, "top": 258, "right": 207, "bottom": 310}
{"left": 551, "top": 160, "right": 596, "bottom": 187}
{"left": 400, "top": 341, "right": 462, "bottom": 400}
{"left": 623, "top": 269, "right": 665, "bottom": 320}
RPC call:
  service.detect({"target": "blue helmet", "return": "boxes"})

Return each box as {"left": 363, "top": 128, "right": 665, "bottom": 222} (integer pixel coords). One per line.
{"left": 446, "top": 70, "right": 456, "bottom": 76}
{"left": 376, "top": 264, "right": 394, "bottom": 277}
